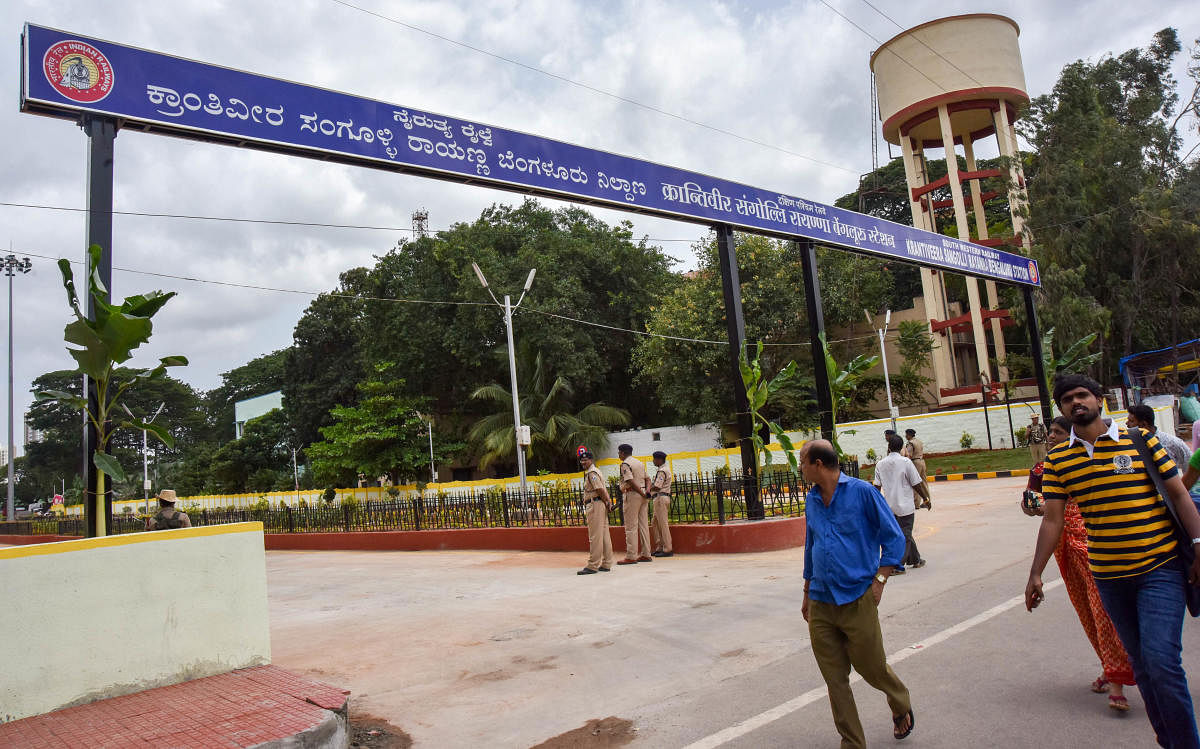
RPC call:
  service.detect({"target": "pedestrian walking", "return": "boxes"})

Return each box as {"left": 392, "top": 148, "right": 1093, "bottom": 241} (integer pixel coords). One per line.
{"left": 874, "top": 434, "right": 927, "bottom": 573}
{"left": 1027, "top": 413, "right": 1048, "bottom": 464}
{"left": 902, "top": 428, "right": 931, "bottom": 510}
{"left": 1026, "top": 374, "right": 1200, "bottom": 748}
{"left": 802, "top": 439, "right": 914, "bottom": 746}
{"left": 1021, "top": 416, "right": 1135, "bottom": 711}
{"left": 649, "top": 451, "right": 673, "bottom": 557}
{"left": 576, "top": 446, "right": 613, "bottom": 575}
{"left": 615, "top": 444, "right": 652, "bottom": 564}
{"left": 1126, "top": 404, "right": 1192, "bottom": 471}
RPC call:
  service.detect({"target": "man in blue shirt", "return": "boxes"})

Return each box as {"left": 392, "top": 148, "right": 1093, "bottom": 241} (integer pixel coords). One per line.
{"left": 802, "top": 439, "right": 913, "bottom": 746}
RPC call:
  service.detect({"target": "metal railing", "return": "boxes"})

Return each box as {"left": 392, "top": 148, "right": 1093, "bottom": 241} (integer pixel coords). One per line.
{"left": 0, "top": 462, "right": 857, "bottom": 537}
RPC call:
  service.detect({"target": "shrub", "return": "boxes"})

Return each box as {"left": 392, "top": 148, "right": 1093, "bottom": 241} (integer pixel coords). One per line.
{"left": 865, "top": 447, "right": 877, "bottom": 464}
{"left": 1015, "top": 426, "right": 1028, "bottom": 446}
{"left": 386, "top": 486, "right": 400, "bottom": 499}
{"left": 322, "top": 486, "right": 336, "bottom": 504}
{"left": 340, "top": 494, "right": 360, "bottom": 511}
{"left": 960, "top": 432, "right": 976, "bottom": 449}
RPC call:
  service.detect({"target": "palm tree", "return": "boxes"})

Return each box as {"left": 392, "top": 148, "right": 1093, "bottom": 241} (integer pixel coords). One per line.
{"left": 469, "top": 352, "right": 631, "bottom": 473}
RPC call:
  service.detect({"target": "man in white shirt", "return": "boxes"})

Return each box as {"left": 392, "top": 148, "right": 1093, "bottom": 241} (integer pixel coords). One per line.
{"left": 873, "top": 434, "right": 927, "bottom": 573}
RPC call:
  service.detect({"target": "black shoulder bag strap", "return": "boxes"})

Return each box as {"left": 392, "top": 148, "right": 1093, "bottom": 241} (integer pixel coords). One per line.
{"left": 1127, "top": 427, "right": 1200, "bottom": 616}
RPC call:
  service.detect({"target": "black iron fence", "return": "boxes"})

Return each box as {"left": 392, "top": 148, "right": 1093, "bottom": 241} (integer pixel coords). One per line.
{"left": 0, "top": 461, "right": 857, "bottom": 537}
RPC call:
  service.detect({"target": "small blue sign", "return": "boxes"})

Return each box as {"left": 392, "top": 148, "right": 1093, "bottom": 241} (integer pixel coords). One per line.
{"left": 21, "top": 23, "right": 1039, "bottom": 286}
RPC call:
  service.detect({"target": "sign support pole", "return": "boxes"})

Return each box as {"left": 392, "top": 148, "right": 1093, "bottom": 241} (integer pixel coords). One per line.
{"left": 1023, "top": 286, "right": 1053, "bottom": 422}
{"left": 82, "top": 115, "right": 116, "bottom": 538}
{"left": 715, "top": 225, "right": 761, "bottom": 519}
{"left": 799, "top": 239, "right": 835, "bottom": 441}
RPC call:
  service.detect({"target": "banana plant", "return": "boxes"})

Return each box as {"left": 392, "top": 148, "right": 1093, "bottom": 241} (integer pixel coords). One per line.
{"left": 740, "top": 340, "right": 800, "bottom": 473}
{"left": 819, "top": 332, "right": 879, "bottom": 457}
{"left": 35, "top": 245, "right": 187, "bottom": 536}
{"left": 1041, "top": 327, "right": 1102, "bottom": 403}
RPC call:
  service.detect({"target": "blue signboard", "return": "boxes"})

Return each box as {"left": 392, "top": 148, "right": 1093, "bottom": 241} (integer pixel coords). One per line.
{"left": 21, "top": 23, "right": 1039, "bottom": 286}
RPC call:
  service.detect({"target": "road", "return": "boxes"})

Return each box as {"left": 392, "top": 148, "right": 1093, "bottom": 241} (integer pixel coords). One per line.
{"left": 266, "top": 476, "right": 1200, "bottom": 747}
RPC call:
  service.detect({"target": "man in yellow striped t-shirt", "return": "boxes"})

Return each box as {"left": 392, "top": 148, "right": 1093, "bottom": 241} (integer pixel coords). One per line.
{"left": 1025, "top": 375, "right": 1200, "bottom": 749}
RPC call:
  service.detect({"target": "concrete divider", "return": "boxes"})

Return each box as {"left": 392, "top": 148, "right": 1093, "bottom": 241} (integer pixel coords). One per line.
{"left": 0, "top": 522, "right": 271, "bottom": 723}
{"left": 264, "top": 517, "right": 806, "bottom": 554}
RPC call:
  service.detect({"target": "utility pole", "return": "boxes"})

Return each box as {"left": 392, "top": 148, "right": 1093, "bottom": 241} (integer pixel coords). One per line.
{"left": 123, "top": 401, "right": 164, "bottom": 515}
{"left": 472, "top": 263, "right": 536, "bottom": 499}
{"left": 4, "top": 254, "right": 32, "bottom": 522}
{"left": 866, "top": 309, "right": 897, "bottom": 432}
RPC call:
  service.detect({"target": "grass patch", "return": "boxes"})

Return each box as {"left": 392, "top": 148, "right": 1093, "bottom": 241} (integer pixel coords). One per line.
{"left": 859, "top": 448, "right": 1034, "bottom": 481}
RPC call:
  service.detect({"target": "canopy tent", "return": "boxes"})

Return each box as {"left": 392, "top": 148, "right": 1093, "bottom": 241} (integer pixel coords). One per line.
{"left": 1119, "top": 338, "right": 1200, "bottom": 397}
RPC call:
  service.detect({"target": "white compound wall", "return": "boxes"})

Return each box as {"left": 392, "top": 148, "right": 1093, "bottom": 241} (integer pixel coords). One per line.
{"left": 0, "top": 523, "right": 270, "bottom": 723}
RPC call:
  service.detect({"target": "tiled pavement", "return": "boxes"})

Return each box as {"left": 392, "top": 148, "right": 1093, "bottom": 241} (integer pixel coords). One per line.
{"left": 0, "top": 665, "right": 348, "bottom": 748}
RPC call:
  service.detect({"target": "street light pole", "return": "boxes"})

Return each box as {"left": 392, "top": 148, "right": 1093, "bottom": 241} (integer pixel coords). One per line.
{"left": 866, "top": 309, "right": 897, "bottom": 432}
{"left": 472, "top": 263, "right": 535, "bottom": 498}
{"left": 123, "top": 401, "right": 164, "bottom": 515}
{"left": 415, "top": 412, "right": 436, "bottom": 483}
{"left": 5, "top": 255, "right": 32, "bottom": 522}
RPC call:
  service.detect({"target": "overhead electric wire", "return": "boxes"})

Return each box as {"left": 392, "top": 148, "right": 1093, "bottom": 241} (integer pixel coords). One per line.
{"left": 0, "top": 198, "right": 1118, "bottom": 240}
{"left": 857, "top": 0, "right": 988, "bottom": 89}
{"left": 16, "top": 247, "right": 881, "bottom": 349}
{"left": 327, "top": 0, "right": 859, "bottom": 174}
{"left": 0, "top": 201, "right": 701, "bottom": 243}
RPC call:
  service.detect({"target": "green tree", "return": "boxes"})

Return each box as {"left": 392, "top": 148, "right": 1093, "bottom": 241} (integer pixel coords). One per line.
{"left": 469, "top": 350, "right": 631, "bottom": 474}
{"left": 208, "top": 409, "right": 293, "bottom": 493}
{"left": 205, "top": 348, "right": 288, "bottom": 444}
{"left": 283, "top": 267, "right": 371, "bottom": 448}
{"left": 633, "top": 233, "right": 891, "bottom": 427}
{"left": 1020, "top": 28, "right": 1200, "bottom": 380}
{"left": 820, "top": 332, "right": 879, "bottom": 456}
{"left": 35, "top": 245, "right": 187, "bottom": 536}
{"left": 306, "top": 362, "right": 451, "bottom": 486}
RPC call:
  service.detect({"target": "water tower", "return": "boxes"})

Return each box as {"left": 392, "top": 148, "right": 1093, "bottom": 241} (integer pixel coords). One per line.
{"left": 871, "top": 14, "right": 1031, "bottom": 405}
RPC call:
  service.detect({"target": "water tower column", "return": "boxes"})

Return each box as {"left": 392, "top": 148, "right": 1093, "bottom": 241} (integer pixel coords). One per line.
{"left": 937, "top": 104, "right": 993, "bottom": 385}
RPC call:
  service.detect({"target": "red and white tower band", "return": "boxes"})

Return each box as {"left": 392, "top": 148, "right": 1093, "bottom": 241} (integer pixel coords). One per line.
{"left": 872, "top": 14, "right": 1034, "bottom": 405}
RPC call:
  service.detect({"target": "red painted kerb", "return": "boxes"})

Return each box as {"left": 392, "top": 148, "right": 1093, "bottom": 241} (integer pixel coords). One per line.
{"left": 0, "top": 518, "right": 805, "bottom": 554}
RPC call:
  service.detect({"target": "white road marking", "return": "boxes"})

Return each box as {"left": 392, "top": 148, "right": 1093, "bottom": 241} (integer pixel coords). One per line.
{"left": 680, "top": 579, "right": 1065, "bottom": 749}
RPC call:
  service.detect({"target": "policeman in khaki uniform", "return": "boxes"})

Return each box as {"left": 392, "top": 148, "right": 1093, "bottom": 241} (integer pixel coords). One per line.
{"left": 650, "top": 451, "right": 674, "bottom": 557}
{"left": 577, "top": 446, "right": 613, "bottom": 575}
{"left": 902, "top": 428, "right": 931, "bottom": 510}
{"left": 616, "top": 443, "right": 652, "bottom": 564}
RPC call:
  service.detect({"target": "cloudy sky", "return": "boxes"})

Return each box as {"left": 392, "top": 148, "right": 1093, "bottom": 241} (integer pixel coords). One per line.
{"left": 3, "top": 0, "right": 1199, "bottom": 456}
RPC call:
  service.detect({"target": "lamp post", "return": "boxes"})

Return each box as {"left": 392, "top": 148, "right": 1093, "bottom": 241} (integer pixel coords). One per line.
{"left": 866, "top": 309, "right": 897, "bottom": 432}
{"left": 5, "top": 255, "right": 32, "bottom": 522}
{"left": 123, "top": 401, "right": 164, "bottom": 515}
{"left": 415, "top": 411, "right": 436, "bottom": 483}
{"left": 472, "top": 263, "right": 535, "bottom": 498}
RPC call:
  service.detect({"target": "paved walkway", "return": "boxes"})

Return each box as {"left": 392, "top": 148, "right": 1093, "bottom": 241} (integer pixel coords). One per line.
{"left": 265, "top": 476, "right": 1200, "bottom": 747}
{"left": 0, "top": 665, "right": 348, "bottom": 748}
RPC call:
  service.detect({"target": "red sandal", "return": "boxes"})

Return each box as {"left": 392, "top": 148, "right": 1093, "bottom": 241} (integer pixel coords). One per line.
{"left": 1108, "top": 695, "right": 1130, "bottom": 712}
{"left": 1090, "top": 677, "right": 1110, "bottom": 693}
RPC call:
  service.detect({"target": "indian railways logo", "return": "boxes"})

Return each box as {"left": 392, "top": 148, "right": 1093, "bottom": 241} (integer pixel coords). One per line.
{"left": 43, "top": 40, "right": 114, "bottom": 104}
{"left": 1112, "top": 453, "right": 1134, "bottom": 474}
{"left": 1028, "top": 260, "right": 1039, "bottom": 285}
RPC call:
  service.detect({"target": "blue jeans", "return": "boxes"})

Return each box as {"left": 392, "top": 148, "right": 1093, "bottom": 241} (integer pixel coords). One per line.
{"left": 1094, "top": 558, "right": 1200, "bottom": 749}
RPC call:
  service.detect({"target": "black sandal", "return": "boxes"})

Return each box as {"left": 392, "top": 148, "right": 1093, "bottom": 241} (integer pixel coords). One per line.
{"left": 893, "top": 708, "right": 914, "bottom": 740}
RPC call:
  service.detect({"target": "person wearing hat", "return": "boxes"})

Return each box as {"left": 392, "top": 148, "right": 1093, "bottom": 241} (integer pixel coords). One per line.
{"left": 577, "top": 447, "right": 613, "bottom": 575}
{"left": 616, "top": 443, "right": 652, "bottom": 564}
{"left": 1027, "top": 413, "right": 1048, "bottom": 464}
{"left": 649, "top": 451, "right": 674, "bottom": 557}
{"left": 902, "top": 428, "right": 931, "bottom": 510}
{"left": 145, "top": 489, "right": 191, "bottom": 531}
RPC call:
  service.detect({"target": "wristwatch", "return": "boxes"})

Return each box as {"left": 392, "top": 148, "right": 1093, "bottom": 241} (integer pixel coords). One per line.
{"left": 875, "top": 572, "right": 888, "bottom": 584}
{"left": 1192, "top": 537, "right": 1200, "bottom": 546}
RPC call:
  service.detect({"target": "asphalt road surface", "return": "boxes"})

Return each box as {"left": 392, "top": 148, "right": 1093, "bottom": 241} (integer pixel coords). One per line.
{"left": 266, "top": 476, "right": 1200, "bottom": 747}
